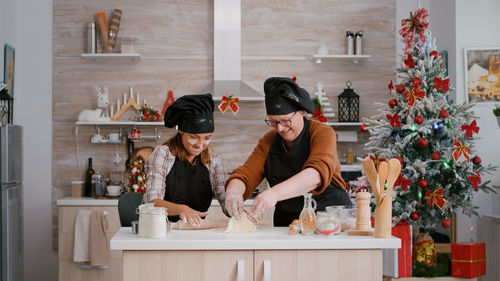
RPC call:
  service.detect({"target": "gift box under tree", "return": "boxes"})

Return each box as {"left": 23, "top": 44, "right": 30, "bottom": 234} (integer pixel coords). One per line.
{"left": 451, "top": 242, "right": 485, "bottom": 278}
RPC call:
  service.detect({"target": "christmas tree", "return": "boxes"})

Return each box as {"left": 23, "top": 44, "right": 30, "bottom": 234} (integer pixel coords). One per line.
{"left": 362, "top": 8, "right": 496, "bottom": 231}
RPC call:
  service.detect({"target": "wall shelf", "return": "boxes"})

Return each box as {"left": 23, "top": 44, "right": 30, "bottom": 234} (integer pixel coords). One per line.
{"left": 326, "top": 122, "right": 363, "bottom": 127}
{"left": 80, "top": 53, "right": 141, "bottom": 62}
{"left": 341, "top": 164, "right": 362, "bottom": 172}
{"left": 313, "top": 54, "right": 371, "bottom": 64}
{"left": 76, "top": 121, "right": 163, "bottom": 126}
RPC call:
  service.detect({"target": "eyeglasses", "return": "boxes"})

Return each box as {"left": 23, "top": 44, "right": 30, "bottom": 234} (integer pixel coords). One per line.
{"left": 264, "top": 112, "right": 297, "bottom": 127}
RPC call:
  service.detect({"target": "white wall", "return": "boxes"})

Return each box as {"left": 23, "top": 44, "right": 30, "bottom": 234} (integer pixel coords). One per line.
{"left": 14, "top": 0, "right": 57, "bottom": 280}
{"left": 454, "top": 0, "right": 500, "bottom": 242}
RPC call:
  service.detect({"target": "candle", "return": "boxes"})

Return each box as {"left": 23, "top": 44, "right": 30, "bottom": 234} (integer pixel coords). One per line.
{"left": 136, "top": 92, "right": 140, "bottom": 105}
{"left": 123, "top": 92, "right": 127, "bottom": 105}
{"left": 129, "top": 86, "right": 134, "bottom": 100}
{"left": 110, "top": 105, "right": 114, "bottom": 117}
{"left": 117, "top": 99, "right": 121, "bottom": 110}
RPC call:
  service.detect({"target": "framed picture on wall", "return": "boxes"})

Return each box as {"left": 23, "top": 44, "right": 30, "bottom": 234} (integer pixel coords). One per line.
{"left": 439, "top": 50, "right": 448, "bottom": 77}
{"left": 464, "top": 47, "right": 500, "bottom": 103}
{"left": 3, "top": 44, "right": 15, "bottom": 98}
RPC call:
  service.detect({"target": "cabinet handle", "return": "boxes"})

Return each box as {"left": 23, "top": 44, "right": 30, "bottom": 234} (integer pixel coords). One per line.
{"left": 264, "top": 259, "right": 271, "bottom": 281}
{"left": 77, "top": 264, "right": 108, "bottom": 270}
{"left": 237, "top": 260, "right": 245, "bottom": 281}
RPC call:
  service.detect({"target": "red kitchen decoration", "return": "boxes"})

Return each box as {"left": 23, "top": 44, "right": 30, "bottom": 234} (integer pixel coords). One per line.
{"left": 451, "top": 242, "right": 486, "bottom": 278}
{"left": 218, "top": 95, "right": 240, "bottom": 115}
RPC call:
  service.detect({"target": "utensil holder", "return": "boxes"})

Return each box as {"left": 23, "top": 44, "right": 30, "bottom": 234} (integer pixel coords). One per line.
{"left": 375, "top": 196, "right": 392, "bottom": 238}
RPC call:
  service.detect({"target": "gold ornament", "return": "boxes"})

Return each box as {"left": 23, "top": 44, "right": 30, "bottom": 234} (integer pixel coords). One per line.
{"left": 413, "top": 233, "right": 436, "bottom": 265}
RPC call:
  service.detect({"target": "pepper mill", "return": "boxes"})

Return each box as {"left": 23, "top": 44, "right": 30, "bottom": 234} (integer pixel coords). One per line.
{"left": 348, "top": 191, "right": 374, "bottom": 236}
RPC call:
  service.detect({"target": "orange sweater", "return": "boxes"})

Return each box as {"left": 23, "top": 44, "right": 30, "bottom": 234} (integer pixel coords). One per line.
{"left": 227, "top": 120, "right": 346, "bottom": 200}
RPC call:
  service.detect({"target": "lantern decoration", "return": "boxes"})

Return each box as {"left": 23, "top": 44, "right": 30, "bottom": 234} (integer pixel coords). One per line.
{"left": 338, "top": 81, "right": 359, "bottom": 122}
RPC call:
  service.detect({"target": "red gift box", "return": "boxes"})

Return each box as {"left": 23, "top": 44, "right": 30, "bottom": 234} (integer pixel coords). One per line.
{"left": 392, "top": 221, "right": 412, "bottom": 277}
{"left": 451, "top": 242, "right": 486, "bottom": 278}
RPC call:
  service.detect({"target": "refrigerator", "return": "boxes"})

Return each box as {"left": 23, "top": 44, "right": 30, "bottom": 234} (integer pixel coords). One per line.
{"left": 0, "top": 125, "right": 23, "bottom": 281}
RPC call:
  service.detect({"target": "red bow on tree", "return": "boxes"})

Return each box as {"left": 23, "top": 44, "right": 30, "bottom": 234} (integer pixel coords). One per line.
{"left": 404, "top": 78, "right": 426, "bottom": 107}
{"left": 425, "top": 188, "right": 446, "bottom": 210}
{"left": 394, "top": 174, "right": 413, "bottom": 191}
{"left": 399, "top": 8, "right": 429, "bottom": 54}
{"left": 312, "top": 106, "right": 327, "bottom": 123}
{"left": 369, "top": 155, "right": 387, "bottom": 171}
{"left": 433, "top": 77, "right": 450, "bottom": 93}
{"left": 452, "top": 139, "right": 470, "bottom": 163}
{"left": 218, "top": 95, "right": 240, "bottom": 115}
{"left": 387, "top": 113, "right": 402, "bottom": 128}
{"left": 403, "top": 53, "right": 415, "bottom": 68}
{"left": 461, "top": 120, "right": 480, "bottom": 138}
{"left": 468, "top": 171, "right": 482, "bottom": 190}
{"left": 388, "top": 80, "right": 394, "bottom": 91}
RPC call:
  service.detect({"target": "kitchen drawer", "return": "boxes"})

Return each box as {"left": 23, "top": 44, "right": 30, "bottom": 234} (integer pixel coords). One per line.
{"left": 59, "top": 259, "right": 122, "bottom": 281}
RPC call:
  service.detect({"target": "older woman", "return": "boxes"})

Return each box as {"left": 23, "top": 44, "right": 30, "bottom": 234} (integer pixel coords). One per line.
{"left": 143, "top": 94, "right": 228, "bottom": 226}
{"left": 225, "top": 77, "right": 352, "bottom": 226}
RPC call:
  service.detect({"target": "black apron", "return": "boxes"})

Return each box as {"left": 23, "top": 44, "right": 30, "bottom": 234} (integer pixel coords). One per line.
{"left": 264, "top": 118, "right": 352, "bottom": 226}
{"left": 164, "top": 156, "right": 212, "bottom": 222}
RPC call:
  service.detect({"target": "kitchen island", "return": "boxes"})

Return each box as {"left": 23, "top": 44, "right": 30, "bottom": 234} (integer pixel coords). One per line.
{"left": 111, "top": 226, "right": 400, "bottom": 281}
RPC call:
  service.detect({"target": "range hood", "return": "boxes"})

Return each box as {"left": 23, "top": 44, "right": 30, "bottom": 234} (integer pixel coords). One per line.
{"left": 202, "top": 0, "right": 264, "bottom": 101}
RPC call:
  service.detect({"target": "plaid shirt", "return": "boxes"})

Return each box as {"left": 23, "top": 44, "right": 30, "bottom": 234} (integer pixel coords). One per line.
{"left": 142, "top": 145, "right": 228, "bottom": 214}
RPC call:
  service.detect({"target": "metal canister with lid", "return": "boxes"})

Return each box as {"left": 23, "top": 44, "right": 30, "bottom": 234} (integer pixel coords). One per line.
{"left": 355, "top": 30, "right": 364, "bottom": 55}
{"left": 87, "top": 22, "right": 96, "bottom": 54}
{"left": 91, "top": 172, "right": 106, "bottom": 197}
{"left": 346, "top": 31, "right": 354, "bottom": 55}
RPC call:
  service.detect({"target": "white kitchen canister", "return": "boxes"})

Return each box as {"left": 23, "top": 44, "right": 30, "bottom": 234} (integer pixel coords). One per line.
{"left": 137, "top": 203, "right": 154, "bottom": 238}
{"left": 148, "top": 207, "right": 167, "bottom": 239}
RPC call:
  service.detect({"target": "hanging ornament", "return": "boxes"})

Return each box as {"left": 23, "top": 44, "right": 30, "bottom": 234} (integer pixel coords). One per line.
{"left": 218, "top": 95, "right": 240, "bottom": 115}
{"left": 431, "top": 151, "right": 441, "bottom": 160}
{"left": 396, "top": 84, "right": 405, "bottom": 93}
{"left": 418, "top": 137, "right": 428, "bottom": 148}
{"left": 472, "top": 155, "right": 482, "bottom": 165}
{"left": 388, "top": 80, "right": 394, "bottom": 91}
{"left": 430, "top": 50, "right": 439, "bottom": 59}
{"left": 439, "top": 109, "right": 449, "bottom": 119}
{"left": 410, "top": 212, "right": 420, "bottom": 221}
{"left": 387, "top": 113, "right": 402, "bottom": 128}
{"left": 404, "top": 78, "right": 426, "bottom": 107}
{"left": 403, "top": 53, "right": 415, "bottom": 68}
{"left": 418, "top": 179, "right": 428, "bottom": 189}
{"left": 441, "top": 218, "right": 451, "bottom": 228}
{"left": 468, "top": 171, "right": 482, "bottom": 190}
{"left": 360, "top": 124, "right": 368, "bottom": 133}
{"left": 433, "top": 77, "right": 450, "bottom": 93}
{"left": 461, "top": 120, "right": 480, "bottom": 138}
{"left": 397, "top": 156, "right": 404, "bottom": 164}
{"left": 432, "top": 122, "right": 444, "bottom": 133}
{"left": 389, "top": 99, "right": 397, "bottom": 108}
{"left": 425, "top": 188, "right": 447, "bottom": 210}
{"left": 394, "top": 174, "right": 413, "bottom": 191}
{"left": 414, "top": 115, "right": 423, "bottom": 124}
{"left": 453, "top": 139, "right": 470, "bottom": 163}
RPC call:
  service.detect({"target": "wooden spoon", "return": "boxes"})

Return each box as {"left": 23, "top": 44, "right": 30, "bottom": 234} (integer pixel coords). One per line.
{"left": 386, "top": 158, "right": 402, "bottom": 198}
{"left": 361, "top": 159, "right": 380, "bottom": 205}
{"left": 378, "top": 161, "right": 388, "bottom": 203}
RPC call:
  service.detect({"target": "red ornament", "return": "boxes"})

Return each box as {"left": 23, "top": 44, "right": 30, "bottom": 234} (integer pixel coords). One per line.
{"left": 418, "top": 138, "right": 428, "bottom": 147}
{"left": 414, "top": 115, "right": 423, "bottom": 124}
{"left": 410, "top": 212, "right": 419, "bottom": 221}
{"left": 389, "top": 99, "right": 397, "bottom": 108}
{"left": 360, "top": 124, "right": 368, "bottom": 133}
{"left": 418, "top": 179, "right": 428, "bottom": 189}
{"left": 430, "top": 51, "right": 439, "bottom": 59}
{"left": 397, "top": 156, "right": 404, "bottom": 164}
{"left": 129, "top": 129, "right": 141, "bottom": 141}
{"left": 431, "top": 152, "right": 441, "bottom": 160}
{"left": 472, "top": 156, "right": 482, "bottom": 165}
{"left": 439, "top": 109, "right": 449, "bottom": 119}
{"left": 396, "top": 84, "right": 405, "bottom": 93}
{"left": 441, "top": 218, "right": 451, "bottom": 228}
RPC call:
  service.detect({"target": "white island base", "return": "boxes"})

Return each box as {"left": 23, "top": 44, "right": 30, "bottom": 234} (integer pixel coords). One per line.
{"left": 111, "top": 226, "right": 400, "bottom": 281}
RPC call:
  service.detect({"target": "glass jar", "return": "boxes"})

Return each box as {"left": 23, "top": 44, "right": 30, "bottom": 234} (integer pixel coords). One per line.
{"left": 315, "top": 211, "right": 340, "bottom": 236}
{"left": 137, "top": 203, "right": 154, "bottom": 237}
{"left": 326, "top": 205, "right": 357, "bottom": 232}
{"left": 299, "top": 193, "right": 317, "bottom": 235}
{"left": 149, "top": 207, "right": 168, "bottom": 239}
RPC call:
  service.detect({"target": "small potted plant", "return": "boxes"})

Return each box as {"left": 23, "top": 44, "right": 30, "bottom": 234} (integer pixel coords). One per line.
{"left": 493, "top": 104, "right": 500, "bottom": 128}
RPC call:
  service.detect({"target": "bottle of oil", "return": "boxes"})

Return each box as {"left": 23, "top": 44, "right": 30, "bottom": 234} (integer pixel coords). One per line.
{"left": 299, "top": 193, "right": 317, "bottom": 235}
{"left": 84, "top": 158, "right": 95, "bottom": 197}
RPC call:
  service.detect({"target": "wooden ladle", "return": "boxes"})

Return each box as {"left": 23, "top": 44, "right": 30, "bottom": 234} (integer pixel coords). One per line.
{"left": 386, "top": 159, "right": 402, "bottom": 199}
{"left": 378, "top": 161, "right": 388, "bottom": 204}
{"left": 361, "top": 159, "right": 380, "bottom": 205}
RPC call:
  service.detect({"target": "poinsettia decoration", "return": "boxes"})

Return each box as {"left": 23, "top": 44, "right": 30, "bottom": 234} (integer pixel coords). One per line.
{"left": 311, "top": 97, "right": 327, "bottom": 122}
{"left": 127, "top": 159, "right": 146, "bottom": 193}
{"left": 137, "top": 106, "right": 161, "bottom": 122}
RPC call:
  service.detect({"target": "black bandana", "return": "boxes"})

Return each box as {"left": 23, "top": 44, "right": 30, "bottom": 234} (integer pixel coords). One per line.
{"left": 264, "top": 77, "right": 315, "bottom": 115}
{"left": 164, "top": 94, "right": 215, "bottom": 134}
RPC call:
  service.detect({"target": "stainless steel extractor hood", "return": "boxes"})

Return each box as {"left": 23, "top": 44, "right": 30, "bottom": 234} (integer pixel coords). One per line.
{"left": 202, "top": 0, "right": 264, "bottom": 101}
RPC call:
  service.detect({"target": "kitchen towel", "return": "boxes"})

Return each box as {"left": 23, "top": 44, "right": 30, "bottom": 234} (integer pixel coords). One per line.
{"left": 73, "top": 209, "right": 92, "bottom": 262}
{"left": 89, "top": 210, "right": 110, "bottom": 266}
